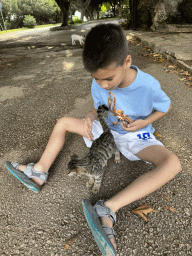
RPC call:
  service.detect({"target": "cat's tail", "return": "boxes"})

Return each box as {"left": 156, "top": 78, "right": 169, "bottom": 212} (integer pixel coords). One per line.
{"left": 97, "top": 105, "right": 110, "bottom": 133}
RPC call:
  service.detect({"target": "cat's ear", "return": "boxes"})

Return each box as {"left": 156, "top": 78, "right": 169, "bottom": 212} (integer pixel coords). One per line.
{"left": 101, "top": 104, "right": 109, "bottom": 111}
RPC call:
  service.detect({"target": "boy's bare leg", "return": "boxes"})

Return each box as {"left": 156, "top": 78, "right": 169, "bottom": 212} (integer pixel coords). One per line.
{"left": 99, "top": 145, "right": 181, "bottom": 249}
{"left": 18, "top": 117, "right": 87, "bottom": 185}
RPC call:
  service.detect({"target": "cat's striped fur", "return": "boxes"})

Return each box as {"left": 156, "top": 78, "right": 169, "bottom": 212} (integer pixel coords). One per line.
{"left": 68, "top": 105, "right": 120, "bottom": 194}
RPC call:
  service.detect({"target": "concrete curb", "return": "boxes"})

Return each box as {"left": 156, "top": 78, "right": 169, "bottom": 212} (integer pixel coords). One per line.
{"left": 129, "top": 33, "right": 192, "bottom": 75}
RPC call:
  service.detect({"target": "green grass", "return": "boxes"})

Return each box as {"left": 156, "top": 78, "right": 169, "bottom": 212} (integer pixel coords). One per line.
{"left": 0, "top": 23, "right": 62, "bottom": 35}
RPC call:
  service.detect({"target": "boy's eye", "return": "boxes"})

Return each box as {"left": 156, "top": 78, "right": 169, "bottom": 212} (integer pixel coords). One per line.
{"left": 95, "top": 77, "right": 113, "bottom": 82}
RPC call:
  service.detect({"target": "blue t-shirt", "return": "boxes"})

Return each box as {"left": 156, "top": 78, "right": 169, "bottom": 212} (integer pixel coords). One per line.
{"left": 91, "top": 65, "right": 171, "bottom": 134}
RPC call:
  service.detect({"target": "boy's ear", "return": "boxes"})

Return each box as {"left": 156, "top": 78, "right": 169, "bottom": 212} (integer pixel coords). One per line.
{"left": 124, "top": 55, "right": 132, "bottom": 68}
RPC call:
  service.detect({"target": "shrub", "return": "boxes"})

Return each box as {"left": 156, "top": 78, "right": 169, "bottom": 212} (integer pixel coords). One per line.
{"left": 4, "top": 20, "right": 11, "bottom": 30}
{"left": 72, "top": 16, "right": 82, "bottom": 24}
{"left": 23, "top": 15, "right": 36, "bottom": 28}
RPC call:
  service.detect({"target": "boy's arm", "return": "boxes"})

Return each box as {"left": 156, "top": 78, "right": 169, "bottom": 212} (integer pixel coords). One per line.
{"left": 84, "top": 107, "right": 97, "bottom": 140}
{"left": 121, "top": 104, "right": 172, "bottom": 132}
{"left": 85, "top": 107, "right": 98, "bottom": 122}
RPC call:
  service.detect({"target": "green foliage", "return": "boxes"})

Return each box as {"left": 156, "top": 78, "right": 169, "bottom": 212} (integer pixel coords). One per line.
{"left": 23, "top": 14, "right": 36, "bottom": 28}
{"left": 121, "top": 0, "right": 130, "bottom": 19}
{"left": 0, "top": 0, "right": 61, "bottom": 29}
{"left": 4, "top": 20, "right": 12, "bottom": 30}
{"left": 72, "top": 16, "right": 82, "bottom": 24}
{"left": 100, "top": 2, "right": 111, "bottom": 13}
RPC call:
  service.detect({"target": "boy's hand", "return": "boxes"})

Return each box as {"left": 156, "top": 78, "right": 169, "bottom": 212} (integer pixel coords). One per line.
{"left": 84, "top": 117, "right": 94, "bottom": 141}
{"left": 120, "top": 119, "right": 146, "bottom": 132}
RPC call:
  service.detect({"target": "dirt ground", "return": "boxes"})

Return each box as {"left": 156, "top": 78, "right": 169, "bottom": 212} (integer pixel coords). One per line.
{"left": 0, "top": 22, "right": 191, "bottom": 256}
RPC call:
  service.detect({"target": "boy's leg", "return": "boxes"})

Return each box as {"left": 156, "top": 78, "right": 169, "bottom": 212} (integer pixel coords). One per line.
{"left": 99, "top": 145, "right": 181, "bottom": 249}
{"left": 16, "top": 117, "right": 88, "bottom": 185}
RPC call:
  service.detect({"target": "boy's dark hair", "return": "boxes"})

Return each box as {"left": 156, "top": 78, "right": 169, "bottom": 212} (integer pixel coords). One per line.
{"left": 82, "top": 23, "right": 129, "bottom": 73}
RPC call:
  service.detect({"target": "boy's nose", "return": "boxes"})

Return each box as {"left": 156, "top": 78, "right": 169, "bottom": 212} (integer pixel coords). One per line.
{"left": 100, "top": 81, "right": 109, "bottom": 90}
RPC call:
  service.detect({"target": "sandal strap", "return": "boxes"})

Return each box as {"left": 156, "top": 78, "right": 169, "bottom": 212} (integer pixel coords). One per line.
{"left": 102, "top": 225, "right": 116, "bottom": 240}
{"left": 12, "top": 162, "right": 21, "bottom": 169}
{"left": 11, "top": 162, "right": 48, "bottom": 182}
{"left": 93, "top": 200, "right": 116, "bottom": 226}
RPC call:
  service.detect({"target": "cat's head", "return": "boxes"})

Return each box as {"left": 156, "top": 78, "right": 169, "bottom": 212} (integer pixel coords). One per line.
{"left": 98, "top": 104, "right": 109, "bottom": 112}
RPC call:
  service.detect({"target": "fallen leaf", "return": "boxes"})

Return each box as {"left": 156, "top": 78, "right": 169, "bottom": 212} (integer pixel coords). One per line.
{"left": 168, "top": 65, "right": 177, "bottom": 69}
{"left": 162, "top": 206, "right": 178, "bottom": 213}
{"left": 179, "top": 78, "right": 186, "bottom": 81}
{"left": 64, "top": 233, "right": 81, "bottom": 250}
{"left": 153, "top": 132, "right": 162, "bottom": 137}
{"left": 153, "top": 54, "right": 161, "bottom": 57}
{"left": 182, "top": 71, "right": 190, "bottom": 76}
{"left": 163, "top": 195, "right": 170, "bottom": 200}
{"left": 132, "top": 205, "right": 157, "bottom": 222}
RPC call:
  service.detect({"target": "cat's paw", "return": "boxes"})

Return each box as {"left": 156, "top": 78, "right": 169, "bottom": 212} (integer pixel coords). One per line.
{"left": 86, "top": 177, "right": 94, "bottom": 188}
{"left": 114, "top": 158, "right": 120, "bottom": 163}
{"left": 92, "top": 186, "right": 100, "bottom": 194}
{"left": 86, "top": 181, "right": 93, "bottom": 188}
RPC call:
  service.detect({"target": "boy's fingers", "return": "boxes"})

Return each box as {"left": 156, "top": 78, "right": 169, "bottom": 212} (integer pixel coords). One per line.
{"left": 87, "top": 130, "right": 94, "bottom": 140}
{"left": 121, "top": 121, "right": 127, "bottom": 128}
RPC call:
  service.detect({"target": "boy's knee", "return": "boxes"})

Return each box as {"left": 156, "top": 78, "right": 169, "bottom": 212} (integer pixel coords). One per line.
{"left": 169, "top": 154, "right": 181, "bottom": 176}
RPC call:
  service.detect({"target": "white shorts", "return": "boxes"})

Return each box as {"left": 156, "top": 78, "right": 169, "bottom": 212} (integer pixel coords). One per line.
{"left": 83, "top": 120, "right": 164, "bottom": 161}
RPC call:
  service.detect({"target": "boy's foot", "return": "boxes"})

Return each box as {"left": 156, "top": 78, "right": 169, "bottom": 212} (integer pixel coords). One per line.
{"left": 98, "top": 207, "right": 117, "bottom": 250}
{"left": 94, "top": 200, "right": 117, "bottom": 250}
{"left": 5, "top": 161, "right": 48, "bottom": 193}
{"left": 82, "top": 199, "right": 117, "bottom": 256}
{"left": 15, "top": 163, "right": 45, "bottom": 186}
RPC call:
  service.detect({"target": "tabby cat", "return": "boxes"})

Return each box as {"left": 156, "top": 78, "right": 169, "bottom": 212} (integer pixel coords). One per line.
{"left": 68, "top": 105, "right": 120, "bottom": 194}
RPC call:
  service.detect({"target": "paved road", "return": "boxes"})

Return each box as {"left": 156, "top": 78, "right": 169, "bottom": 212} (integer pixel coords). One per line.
{"left": 0, "top": 19, "right": 121, "bottom": 42}
{"left": 0, "top": 21, "right": 191, "bottom": 256}
{"left": 0, "top": 26, "right": 53, "bottom": 42}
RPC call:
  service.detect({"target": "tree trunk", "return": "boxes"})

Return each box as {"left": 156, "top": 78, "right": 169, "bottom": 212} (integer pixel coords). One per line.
{"left": 80, "top": 8, "right": 85, "bottom": 21}
{"left": 96, "top": 10, "right": 100, "bottom": 19}
{"left": 129, "top": 0, "right": 138, "bottom": 30}
{"left": 80, "top": 0, "right": 91, "bottom": 21}
{"left": 117, "top": 2, "right": 122, "bottom": 18}
{"left": 55, "top": 0, "right": 70, "bottom": 27}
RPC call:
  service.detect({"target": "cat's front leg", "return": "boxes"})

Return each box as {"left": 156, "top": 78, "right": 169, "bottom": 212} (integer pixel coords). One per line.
{"left": 92, "top": 178, "right": 102, "bottom": 194}
{"left": 86, "top": 177, "right": 94, "bottom": 188}
{"left": 114, "top": 150, "right": 121, "bottom": 163}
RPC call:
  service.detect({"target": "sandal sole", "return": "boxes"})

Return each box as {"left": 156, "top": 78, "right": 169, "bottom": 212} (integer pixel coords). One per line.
{"left": 82, "top": 199, "right": 116, "bottom": 256}
{"left": 5, "top": 161, "right": 40, "bottom": 193}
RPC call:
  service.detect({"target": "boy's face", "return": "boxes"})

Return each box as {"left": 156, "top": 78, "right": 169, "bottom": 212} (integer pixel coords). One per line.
{"left": 91, "top": 55, "right": 132, "bottom": 90}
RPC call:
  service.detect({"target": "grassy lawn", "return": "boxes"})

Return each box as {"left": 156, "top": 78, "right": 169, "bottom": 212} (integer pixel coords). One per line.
{"left": 0, "top": 23, "right": 62, "bottom": 35}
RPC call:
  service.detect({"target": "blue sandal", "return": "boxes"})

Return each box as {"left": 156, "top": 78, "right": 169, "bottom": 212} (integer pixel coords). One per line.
{"left": 82, "top": 199, "right": 117, "bottom": 256}
{"left": 5, "top": 161, "right": 48, "bottom": 193}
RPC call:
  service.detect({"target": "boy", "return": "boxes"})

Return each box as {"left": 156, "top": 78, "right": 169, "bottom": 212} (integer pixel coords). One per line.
{"left": 5, "top": 24, "right": 181, "bottom": 254}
